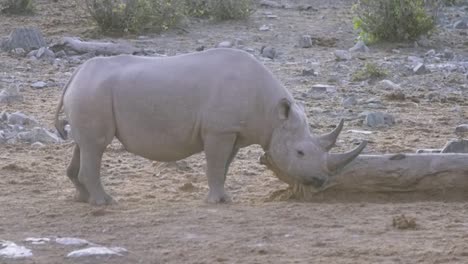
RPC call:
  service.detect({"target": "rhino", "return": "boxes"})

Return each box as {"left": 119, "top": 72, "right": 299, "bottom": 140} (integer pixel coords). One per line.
{"left": 54, "top": 48, "right": 366, "bottom": 206}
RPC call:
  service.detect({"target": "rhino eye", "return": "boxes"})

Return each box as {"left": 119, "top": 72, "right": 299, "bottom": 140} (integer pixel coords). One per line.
{"left": 297, "top": 150, "right": 305, "bottom": 157}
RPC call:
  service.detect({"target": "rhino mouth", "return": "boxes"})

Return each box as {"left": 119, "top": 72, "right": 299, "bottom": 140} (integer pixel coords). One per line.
{"left": 259, "top": 152, "right": 326, "bottom": 187}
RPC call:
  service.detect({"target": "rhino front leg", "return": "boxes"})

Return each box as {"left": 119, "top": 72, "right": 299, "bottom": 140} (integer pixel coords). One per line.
{"left": 204, "top": 133, "right": 238, "bottom": 204}
{"left": 66, "top": 145, "right": 89, "bottom": 202}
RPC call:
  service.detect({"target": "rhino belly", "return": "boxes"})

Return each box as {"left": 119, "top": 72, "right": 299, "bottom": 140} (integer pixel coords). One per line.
{"left": 112, "top": 101, "right": 204, "bottom": 162}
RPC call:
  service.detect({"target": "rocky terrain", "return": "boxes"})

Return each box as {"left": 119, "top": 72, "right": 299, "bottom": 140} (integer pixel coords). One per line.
{"left": 1, "top": 0, "right": 468, "bottom": 263}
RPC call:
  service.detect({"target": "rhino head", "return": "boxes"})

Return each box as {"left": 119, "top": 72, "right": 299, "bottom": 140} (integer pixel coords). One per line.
{"left": 262, "top": 99, "right": 367, "bottom": 188}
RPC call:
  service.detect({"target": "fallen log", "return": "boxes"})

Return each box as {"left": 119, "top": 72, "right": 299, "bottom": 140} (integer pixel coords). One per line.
{"left": 50, "top": 37, "right": 143, "bottom": 56}
{"left": 262, "top": 153, "right": 468, "bottom": 202}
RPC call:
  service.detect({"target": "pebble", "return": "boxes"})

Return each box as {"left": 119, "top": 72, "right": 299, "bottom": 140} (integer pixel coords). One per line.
{"left": 216, "top": 41, "right": 233, "bottom": 48}
{"left": 31, "top": 81, "right": 47, "bottom": 89}
{"left": 309, "top": 84, "right": 336, "bottom": 93}
{"left": 259, "top": 25, "right": 270, "bottom": 31}
{"left": 377, "top": 80, "right": 401, "bottom": 90}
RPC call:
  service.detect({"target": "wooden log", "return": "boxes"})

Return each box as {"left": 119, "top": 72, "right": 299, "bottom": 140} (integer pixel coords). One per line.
{"left": 263, "top": 153, "right": 468, "bottom": 202}
{"left": 50, "top": 37, "right": 143, "bottom": 56}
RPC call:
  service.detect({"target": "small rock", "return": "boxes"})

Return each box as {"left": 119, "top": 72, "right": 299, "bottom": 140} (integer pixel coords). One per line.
{"left": 377, "top": 80, "right": 401, "bottom": 90}
{"left": 35, "top": 47, "right": 55, "bottom": 59}
{"left": 266, "top": 14, "right": 278, "bottom": 19}
{"left": 301, "top": 68, "right": 316, "bottom": 76}
{"left": 259, "top": 25, "right": 270, "bottom": 31}
{"left": 416, "top": 149, "right": 442, "bottom": 154}
{"left": 55, "top": 50, "right": 67, "bottom": 58}
{"left": 24, "top": 238, "right": 50, "bottom": 245}
{"left": 443, "top": 49, "right": 454, "bottom": 60}
{"left": 413, "top": 63, "right": 427, "bottom": 74}
{"left": 67, "top": 247, "right": 127, "bottom": 258}
{"left": 407, "top": 56, "right": 424, "bottom": 64}
{"left": 349, "top": 40, "right": 369, "bottom": 53}
{"left": 7, "top": 112, "right": 37, "bottom": 126}
{"left": 416, "top": 36, "right": 430, "bottom": 47}
{"left": 31, "top": 81, "right": 47, "bottom": 89}
{"left": 259, "top": 0, "right": 283, "bottom": 8}
{"left": 334, "top": 50, "right": 351, "bottom": 61}
{"left": 195, "top": 45, "right": 205, "bottom": 52}
{"left": 455, "top": 124, "right": 468, "bottom": 133}
{"left": 216, "top": 41, "right": 233, "bottom": 48}
{"left": 342, "top": 96, "right": 358, "bottom": 108}
{"left": 260, "top": 46, "right": 276, "bottom": 59}
{"left": 17, "top": 127, "right": 60, "bottom": 144}
{"left": 234, "top": 38, "right": 244, "bottom": 47}
{"left": 11, "top": 48, "right": 26, "bottom": 56}
{"left": 310, "top": 84, "right": 336, "bottom": 93}
{"left": 384, "top": 90, "right": 406, "bottom": 101}
{"left": 425, "top": 49, "right": 436, "bottom": 57}
{"left": 298, "top": 35, "right": 313, "bottom": 48}
{"left": 55, "top": 237, "right": 91, "bottom": 246}
{"left": 0, "top": 85, "right": 23, "bottom": 103}
{"left": 347, "top": 129, "right": 372, "bottom": 135}
{"left": 454, "top": 19, "right": 468, "bottom": 29}
{"left": 0, "top": 241, "right": 33, "bottom": 259}
{"left": 441, "top": 139, "right": 468, "bottom": 153}
{"left": 392, "top": 214, "right": 417, "bottom": 230}
{"left": 31, "top": 142, "right": 45, "bottom": 148}
{"left": 364, "top": 112, "right": 395, "bottom": 127}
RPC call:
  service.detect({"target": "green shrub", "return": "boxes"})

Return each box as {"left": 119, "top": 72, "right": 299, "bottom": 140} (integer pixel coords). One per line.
{"left": 83, "top": 0, "right": 186, "bottom": 34}
{"left": 352, "top": 63, "right": 388, "bottom": 82}
{"left": 185, "top": 0, "right": 254, "bottom": 20}
{"left": 352, "top": 0, "right": 435, "bottom": 43}
{"left": 1, "top": 0, "right": 34, "bottom": 14}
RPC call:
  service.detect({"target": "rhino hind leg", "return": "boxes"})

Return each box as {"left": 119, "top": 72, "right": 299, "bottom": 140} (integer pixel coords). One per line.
{"left": 66, "top": 145, "right": 89, "bottom": 202}
{"left": 204, "top": 133, "right": 238, "bottom": 204}
{"left": 77, "top": 142, "right": 115, "bottom": 206}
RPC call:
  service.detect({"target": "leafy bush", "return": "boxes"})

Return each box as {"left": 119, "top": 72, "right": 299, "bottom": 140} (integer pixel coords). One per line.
{"left": 352, "top": 63, "right": 388, "bottom": 82}
{"left": 83, "top": 0, "right": 186, "bottom": 34}
{"left": 185, "top": 0, "right": 254, "bottom": 20}
{"left": 352, "top": 0, "right": 435, "bottom": 42}
{"left": 0, "top": 0, "right": 33, "bottom": 14}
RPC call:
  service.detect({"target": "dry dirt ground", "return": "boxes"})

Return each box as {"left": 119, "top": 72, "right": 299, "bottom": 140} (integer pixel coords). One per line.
{"left": 1, "top": 0, "right": 468, "bottom": 263}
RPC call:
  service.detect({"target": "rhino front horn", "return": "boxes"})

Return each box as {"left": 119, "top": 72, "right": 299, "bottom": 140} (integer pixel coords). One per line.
{"left": 327, "top": 140, "right": 367, "bottom": 172}
{"left": 317, "top": 119, "right": 344, "bottom": 151}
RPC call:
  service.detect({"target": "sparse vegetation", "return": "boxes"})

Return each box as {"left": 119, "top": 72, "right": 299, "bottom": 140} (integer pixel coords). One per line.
{"left": 0, "top": 0, "right": 34, "bottom": 14}
{"left": 352, "top": 0, "right": 435, "bottom": 43}
{"left": 82, "top": 0, "right": 186, "bottom": 34}
{"left": 185, "top": 0, "right": 254, "bottom": 20}
{"left": 352, "top": 63, "right": 388, "bottom": 82}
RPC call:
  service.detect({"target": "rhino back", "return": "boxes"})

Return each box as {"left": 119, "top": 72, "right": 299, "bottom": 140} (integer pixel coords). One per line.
{"left": 69, "top": 49, "right": 292, "bottom": 160}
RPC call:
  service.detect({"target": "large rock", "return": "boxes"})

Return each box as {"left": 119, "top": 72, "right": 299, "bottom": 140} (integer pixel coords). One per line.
{"left": 298, "top": 35, "right": 313, "bottom": 48}
{"left": 349, "top": 40, "right": 369, "bottom": 53}
{"left": 17, "top": 127, "right": 61, "bottom": 144}
{"left": 0, "top": 85, "right": 23, "bottom": 103}
{"left": 1, "top": 27, "right": 47, "bottom": 52}
{"left": 7, "top": 112, "right": 38, "bottom": 126}
{"left": 334, "top": 50, "right": 351, "bottom": 61}
{"left": 453, "top": 19, "right": 468, "bottom": 29}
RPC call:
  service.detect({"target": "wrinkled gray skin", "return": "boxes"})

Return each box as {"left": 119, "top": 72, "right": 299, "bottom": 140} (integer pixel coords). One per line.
{"left": 54, "top": 48, "right": 366, "bottom": 206}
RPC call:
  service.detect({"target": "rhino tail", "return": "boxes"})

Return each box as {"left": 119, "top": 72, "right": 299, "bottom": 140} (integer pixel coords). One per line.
{"left": 54, "top": 67, "right": 80, "bottom": 140}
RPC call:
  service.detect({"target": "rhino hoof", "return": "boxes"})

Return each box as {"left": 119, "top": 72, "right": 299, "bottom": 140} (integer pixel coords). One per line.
{"left": 205, "top": 192, "right": 232, "bottom": 204}
{"left": 88, "top": 194, "right": 116, "bottom": 206}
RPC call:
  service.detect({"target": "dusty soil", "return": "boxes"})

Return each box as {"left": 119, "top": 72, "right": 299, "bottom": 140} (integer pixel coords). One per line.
{"left": 1, "top": 0, "right": 468, "bottom": 263}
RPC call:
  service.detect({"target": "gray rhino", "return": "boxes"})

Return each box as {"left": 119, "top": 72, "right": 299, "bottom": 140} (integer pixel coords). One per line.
{"left": 54, "top": 48, "right": 366, "bottom": 206}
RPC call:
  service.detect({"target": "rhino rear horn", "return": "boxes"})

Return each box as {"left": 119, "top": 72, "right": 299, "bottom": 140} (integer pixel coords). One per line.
{"left": 317, "top": 119, "right": 344, "bottom": 151}
{"left": 327, "top": 140, "right": 367, "bottom": 172}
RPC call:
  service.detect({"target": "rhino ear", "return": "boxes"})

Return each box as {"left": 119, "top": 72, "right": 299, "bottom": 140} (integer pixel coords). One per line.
{"left": 277, "top": 98, "right": 291, "bottom": 120}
